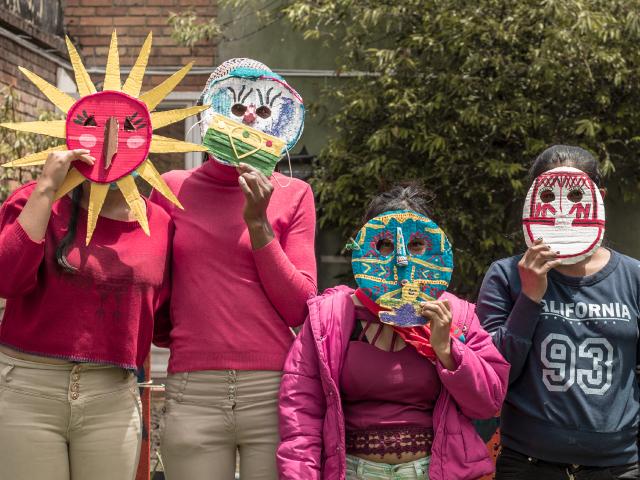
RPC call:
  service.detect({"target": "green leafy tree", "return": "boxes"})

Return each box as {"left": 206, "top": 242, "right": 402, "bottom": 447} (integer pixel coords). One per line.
{"left": 0, "top": 87, "right": 61, "bottom": 203}
{"left": 171, "top": 0, "right": 640, "bottom": 296}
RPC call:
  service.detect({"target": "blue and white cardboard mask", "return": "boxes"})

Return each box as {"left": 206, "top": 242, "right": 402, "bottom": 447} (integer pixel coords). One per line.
{"left": 199, "top": 58, "right": 305, "bottom": 166}
{"left": 351, "top": 210, "right": 454, "bottom": 326}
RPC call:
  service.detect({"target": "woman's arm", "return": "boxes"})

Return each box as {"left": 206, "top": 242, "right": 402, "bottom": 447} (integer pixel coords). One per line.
{"left": 238, "top": 163, "right": 317, "bottom": 327}
{"left": 0, "top": 184, "right": 45, "bottom": 297}
{"left": 17, "top": 149, "right": 93, "bottom": 242}
{"left": 152, "top": 220, "right": 174, "bottom": 348}
{"left": 0, "top": 149, "right": 94, "bottom": 297}
{"left": 435, "top": 306, "right": 510, "bottom": 419}
{"left": 277, "top": 316, "right": 326, "bottom": 480}
{"left": 477, "top": 245, "right": 560, "bottom": 384}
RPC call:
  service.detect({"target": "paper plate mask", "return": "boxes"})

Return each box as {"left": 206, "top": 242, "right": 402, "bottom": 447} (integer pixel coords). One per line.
{"left": 1, "top": 31, "right": 207, "bottom": 244}
{"left": 199, "top": 58, "right": 304, "bottom": 176}
{"left": 350, "top": 210, "right": 454, "bottom": 327}
{"left": 522, "top": 166, "right": 605, "bottom": 264}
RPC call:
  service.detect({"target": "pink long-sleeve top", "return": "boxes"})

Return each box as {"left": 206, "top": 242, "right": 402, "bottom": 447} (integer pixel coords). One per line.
{"left": 150, "top": 159, "right": 317, "bottom": 373}
{"left": 0, "top": 182, "right": 172, "bottom": 369}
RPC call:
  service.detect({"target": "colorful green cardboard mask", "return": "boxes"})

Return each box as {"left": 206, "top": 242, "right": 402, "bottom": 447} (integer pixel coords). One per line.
{"left": 351, "top": 210, "right": 454, "bottom": 327}
{"left": 199, "top": 58, "right": 304, "bottom": 176}
{"left": 202, "top": 113, "right": 285, "bottom": 177}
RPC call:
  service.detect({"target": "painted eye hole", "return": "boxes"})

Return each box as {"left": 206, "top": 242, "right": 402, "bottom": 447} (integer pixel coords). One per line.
{"left": 376, "top": 238, "right": 394, "bottom": 256}
{"left": 407, "top": 239, "right": 427, "bottom": 255}
{"left": 540, "top": 188, "right": 555, "bottom": 203}
{"left": 74, "top": 110, "right": 97, "bottom": 127}
{"left": 124, "top": 112, "right": 146, "bottom": 131}
{"left": 256, "top": 105, "right": 271, "bottom": 119}
{"left": 231, "top": 103, "right": 247, "bottom": 116}
{"left": 567, "top": 188, "right": 584, "bottom": 203}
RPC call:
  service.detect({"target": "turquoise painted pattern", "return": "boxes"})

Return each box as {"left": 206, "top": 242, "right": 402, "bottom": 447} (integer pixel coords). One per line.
{"left": 351, "top": 209, "right": 453, "bottom": 307}
{"left": 346, "top": 454, "right": 430, "bottom": 480}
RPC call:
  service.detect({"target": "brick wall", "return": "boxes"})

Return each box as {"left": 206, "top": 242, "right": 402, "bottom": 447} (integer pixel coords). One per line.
{"left": 64, "top": 0, "right": 217, "bottom": 93}
{"left": 0, "top": 7, "right": 65, "bottom": 120}
{"left": 0, "top": 37, "right": 59, "bottom": 120}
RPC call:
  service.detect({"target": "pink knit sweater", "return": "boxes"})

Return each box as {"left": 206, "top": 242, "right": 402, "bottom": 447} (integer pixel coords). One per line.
{"left": 150, "top": 160, "right": 317, "bottom": 373}
{"left": 0, "top": 182, "right": 172, "bottom": 369}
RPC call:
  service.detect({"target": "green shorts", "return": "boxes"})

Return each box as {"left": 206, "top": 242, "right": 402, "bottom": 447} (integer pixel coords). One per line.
{"left": 345, "top": 454, "right": 430, "bottom": 479}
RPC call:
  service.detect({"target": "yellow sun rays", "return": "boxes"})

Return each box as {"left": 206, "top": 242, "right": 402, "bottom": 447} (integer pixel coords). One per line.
{"left": 0, "top": 120, "right": 66, "bottom": 138}
{"left": 122, "top": 32, "right": 152, "bottom": 97}
{"left": 1, "top": 30, "right": 208, "bottom": 243}
{"left": 53, "top": 167, "right": 86, "bottom": 201}
{"left": 86, "top": 183, "right": 109, "bottom": 244}
{"left": 65, "top": 36, "right": 97, "bottom": 97}
{"left": 136, "top": 159, "right": 183, "bottom": 209}
{"left": 103, "top": 31, "right": 121, "bottom": 92}
{"left": 1, "top": 145, "right": 67, "bottom": 167}
{"left": 117, "top": 175, "right": 149, "bottom": 235}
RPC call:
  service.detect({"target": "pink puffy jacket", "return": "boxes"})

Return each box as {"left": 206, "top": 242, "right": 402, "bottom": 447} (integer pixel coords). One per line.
{"left": 277, "top": 286, "right": 509, "bottom": 480}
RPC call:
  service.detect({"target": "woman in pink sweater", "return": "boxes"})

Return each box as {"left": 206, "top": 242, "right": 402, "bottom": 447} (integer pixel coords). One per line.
{"left": 151, "top": 59, "right": 317, "bottom": 480}
{"left": 277, "top": 184, "right": 509, "bottom": 480}
{"left": 0, "top": 149, "right": 172, "bottom": 480}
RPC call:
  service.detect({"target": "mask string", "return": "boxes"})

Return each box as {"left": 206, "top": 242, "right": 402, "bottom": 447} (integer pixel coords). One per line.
{"left": 273, "top": 147, "right": 293, "bottom": 188}
{"left": 186, "top": 116, "right": 207, "bottom": 140}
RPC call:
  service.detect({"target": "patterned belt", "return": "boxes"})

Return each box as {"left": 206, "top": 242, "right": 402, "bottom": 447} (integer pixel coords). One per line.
{"left": 345, "top": 426, "right": 434, "bottom": 459}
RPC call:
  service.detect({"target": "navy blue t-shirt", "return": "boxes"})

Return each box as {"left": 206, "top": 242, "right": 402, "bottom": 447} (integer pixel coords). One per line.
{"left": 478, "top": 250, "right": 640, "bottom": 466}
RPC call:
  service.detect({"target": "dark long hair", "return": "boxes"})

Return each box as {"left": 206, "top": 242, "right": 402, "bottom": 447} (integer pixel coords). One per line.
{"left": 363, "top": 182, "right": 435, "bottom": 223}
{"left": 529, "top": 145, "right": 602, "bottom": 186}
{"left": 55, "top": 185, "right": 82, "bottom": 273}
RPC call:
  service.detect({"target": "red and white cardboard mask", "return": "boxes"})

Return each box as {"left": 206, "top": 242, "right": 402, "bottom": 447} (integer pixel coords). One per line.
{"left": 522, "top": 166, "right": 605, "bottom": 264}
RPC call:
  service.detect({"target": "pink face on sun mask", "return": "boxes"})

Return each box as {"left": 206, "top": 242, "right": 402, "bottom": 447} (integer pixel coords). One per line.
{"left": 522, "top": 166, "right": 605, "bottom": 264}
{"left": 65, "top": 91, "right": 152, "bottom": 183}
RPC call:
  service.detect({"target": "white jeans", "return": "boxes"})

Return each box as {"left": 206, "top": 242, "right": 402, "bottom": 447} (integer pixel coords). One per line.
{"left": 0, "top": 351, "right": 142, "bottom": 480}
{"left": 161, "top": 370, "right": 281, "bottom": 480}
{"left": 346, "top": 454, "right": 430, "bottom": 480}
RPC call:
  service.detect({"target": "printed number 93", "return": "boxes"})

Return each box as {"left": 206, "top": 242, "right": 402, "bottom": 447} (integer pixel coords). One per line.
{"left": 541, "top": 333, "right": 613, "bottom": 395}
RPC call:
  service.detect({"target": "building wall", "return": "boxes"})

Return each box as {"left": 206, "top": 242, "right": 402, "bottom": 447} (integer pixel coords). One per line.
{"left": 64, "top": 0, "right": 217, "bottom": 93}
{"left": 0, "top": 3, "right": 66, "bottom": 119}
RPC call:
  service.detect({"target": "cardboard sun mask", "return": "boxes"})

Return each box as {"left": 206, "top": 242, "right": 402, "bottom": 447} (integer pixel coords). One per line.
{"left": 1, "top": 31, "right": 207, "bottom": 244}
{"left": 199, "top": 58, "right": 304, "bottom": 176}
{"left": 522, "top": 166, "right": 605, "bottom": 264}
{"left": 350, "top": 210, "right": 454, "bottom": 327}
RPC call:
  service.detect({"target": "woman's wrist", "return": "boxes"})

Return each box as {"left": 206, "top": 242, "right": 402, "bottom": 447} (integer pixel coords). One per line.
{"left": 35, "top": 176, "right": 58, "bottom": 196}
{"left": 246, "top": 217, "right": 274, "bottom": 249}
{"left": 244, "top": 214, "right": 270, "bottom": 229}
{"left": 432, "top": 340, "right": 451, "bottom": 356}
{"left": 433, "top": 340, "right": 456, "bottom": 370}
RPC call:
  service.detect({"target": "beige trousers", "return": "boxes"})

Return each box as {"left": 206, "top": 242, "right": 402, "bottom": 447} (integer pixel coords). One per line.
{"left": 161, "top": 370, "right": 282, "bottom": 480}
{"left": 0, "top": 351, "right": 142, "bottom": 480}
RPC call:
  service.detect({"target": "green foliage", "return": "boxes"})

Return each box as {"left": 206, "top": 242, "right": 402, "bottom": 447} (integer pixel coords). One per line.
{"left": 167, "top": 1, "right": 282, "bottom": 46}
{"left": 282, "top": 0, "right": 640, "bottom": 296}
{"left": 0, "top": 87, "right": 61, "bottom": 202}
{"left": 168, "top": 10, "right": 222, "bottom": 47}
{"left": 171, "top": 0, "right": 640, "bottom": 296}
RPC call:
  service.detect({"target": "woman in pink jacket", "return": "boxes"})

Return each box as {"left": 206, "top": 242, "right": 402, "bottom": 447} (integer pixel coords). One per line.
{"left": 277, "top": 184, "right": 510, "bottom": 480}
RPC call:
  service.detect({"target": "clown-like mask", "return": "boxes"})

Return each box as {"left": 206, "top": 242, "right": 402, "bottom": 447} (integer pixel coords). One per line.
{"left": 351, "top": 210, "right": 454, "bottom": 326}
{"left": 199, "top": 58, "right": 304, "bottom": 175}
{"left": 522, "top": 166, "right": 605, "bottom": 264}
